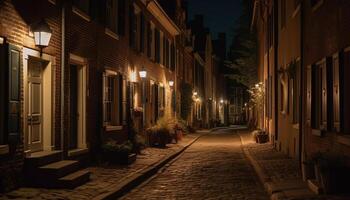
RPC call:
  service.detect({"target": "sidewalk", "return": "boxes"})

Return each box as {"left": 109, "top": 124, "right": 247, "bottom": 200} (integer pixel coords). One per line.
{"left": 0, "top": 133, "right": 202, "bottom": 200}
{"left": 239, "top": 130, "right": 349, "bottom": 200}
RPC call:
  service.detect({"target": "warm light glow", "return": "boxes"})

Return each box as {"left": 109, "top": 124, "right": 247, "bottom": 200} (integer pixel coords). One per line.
{"left": 32, "top": 19, "right": 52, "bottom": 47}
{"left": 139, "top": 69, "right": 147, "bottom": 79}
{"left": 255, "top": 83, "right": 259, "bottom": 88}
{"left": 220, "top": 99, "right": 224, "bottom": 104}
{"left": 168, "top": 80, "right": 174, "bottom": 87}
{"left": 244, "top": 103, "right": 248, "bottom": 107}
{"left": 130, "top": 71, "right": 137, "bottom": 82}
{"left": 193, "top": 91, "right": 198, "bottom": 96}
{"left": 0, "top": 37, "right": 4, "bottom": 44}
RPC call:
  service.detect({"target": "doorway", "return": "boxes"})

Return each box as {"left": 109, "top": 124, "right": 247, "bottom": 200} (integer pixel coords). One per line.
{"left": 68, "top": 61, "right": 87, "bottom": 151}
{"left": 24, "top": 48, "right": 54, "bottom": 154}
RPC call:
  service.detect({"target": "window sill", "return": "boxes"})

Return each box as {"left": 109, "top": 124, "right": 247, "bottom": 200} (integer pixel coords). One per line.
{"left": 292, "top": 5, "right": 300, "bottom": 18}
{"left": 105, "top": 125, "right": 123, "bottom": 132}
{"left": 105, "top": 28, "right": 119, "bottom": 40}
{"left": 48, "top": 0, "right": 56, "bottom": 5}
{"left": 336, "top": 135, "right": 350, "bottom": 147}
{"left": 72, "top": 7, "right": 91, "bottom": 22}
{"left": 312, "top": 0, "right": 324, "bottom": 12}
{"left": 0, "top": 145, "right": 9, "bottom": 155}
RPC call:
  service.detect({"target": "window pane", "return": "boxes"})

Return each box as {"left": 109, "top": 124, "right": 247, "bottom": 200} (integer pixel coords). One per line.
{"left": 73, "top": 0, "right": 90, "bottom": 14}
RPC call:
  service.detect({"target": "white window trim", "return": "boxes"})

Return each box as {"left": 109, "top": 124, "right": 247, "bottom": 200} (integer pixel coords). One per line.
{"left": 105, "top": 28, "right": 120, "bottom": 40}
{"left": 0, "top": 145, "right": 9, "bottom": 155}
{"left": 72, "top": 6, "right": 91, "bottom": 22}
{"left": 103, "top": 70, "right": 123, "bottom": 128}
{"left": 312, "top": 0, "right": 324, "bottom": 12}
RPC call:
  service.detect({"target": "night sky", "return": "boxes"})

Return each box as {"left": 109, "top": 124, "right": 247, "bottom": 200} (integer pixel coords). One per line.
{"left": 188, "top": 0, "right": 242, "bottom": 47}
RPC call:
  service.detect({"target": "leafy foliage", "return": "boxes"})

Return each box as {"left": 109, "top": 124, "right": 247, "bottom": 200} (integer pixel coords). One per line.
{"left": 248, "top": 82, "right": 265, "bottom": 114}
{"left": 228, "top": 0, "right": 258, "bottom": 87}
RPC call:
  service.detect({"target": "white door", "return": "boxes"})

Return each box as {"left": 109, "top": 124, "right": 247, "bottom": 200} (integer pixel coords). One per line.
{"left": 27, "top": 59, "right": 43, "bottom": 152}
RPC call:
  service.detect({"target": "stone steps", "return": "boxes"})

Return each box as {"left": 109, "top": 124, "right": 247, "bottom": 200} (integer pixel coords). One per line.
{"left": 24, "top": 151, "right": 90, "bottom": 189}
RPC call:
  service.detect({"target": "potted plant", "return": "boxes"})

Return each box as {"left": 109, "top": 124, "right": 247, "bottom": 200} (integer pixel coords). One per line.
{"left": 102, "top": 140, "right": 136, "bottom": 165}
{"left": 252, "top": 129, "right": 268, "bottom": 143}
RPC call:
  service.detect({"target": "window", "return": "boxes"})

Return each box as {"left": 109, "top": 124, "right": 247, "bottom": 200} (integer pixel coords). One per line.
{"left": 106, "top": 0, "right": 118, "bottom": 34}
{"left": 129, "top": 5, "right": 137, "bottom": 49}
{"left": 147, "top": 22, "right": 153, "bottom": 58}
{"left": 311, "top": 59, "right": 330, "bottom": 131}
{"left": 292, "top": 60, "right": 300, "bottom": 124}
{"left": 281, "top": 0, "right": 286, "bottom": 29}
{"left": 118, "top": 0, "right": 126, "bottom": 35}
{"left": 310, "top": 0, "right": 323, "bottom": 9}
{"left": 103, "top": 72, "right": 123, "bottom": 126}
{"left": 140, "top": 13, "right": 145, "bottom": 53}
{"left": 155, "top": 29, "right": 160, "bottom": 63}
{"left": 170, "top": 43, "right": 175, "bottom": 71}
{"left": 165, "top": 39, "right": 170, "bottom": 68}
{"left": 73, "top": 0, "right": 90, "bottom": 15}
{"left": 294, "top": 0, "right": 301, "bottom": 9}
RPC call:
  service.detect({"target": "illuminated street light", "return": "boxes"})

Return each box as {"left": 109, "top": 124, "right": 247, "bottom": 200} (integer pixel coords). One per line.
{"left": 139, "top": 68, "right": 147, "bottom": 79}
{"left": 168, "top": 80, "right": 174, "bottom": 87}
{"left": 32, "top": 19, "right": 52, "bottom": 48}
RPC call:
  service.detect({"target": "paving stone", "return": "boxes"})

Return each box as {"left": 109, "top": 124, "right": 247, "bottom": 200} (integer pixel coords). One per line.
{"left": 0, "top": 135, "right": 199, "bottom": 200}
{"left": 122, "top": 131, "right": 269, "bottom": 200}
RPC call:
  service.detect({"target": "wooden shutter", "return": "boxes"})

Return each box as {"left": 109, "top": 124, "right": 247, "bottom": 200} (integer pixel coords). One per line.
{"left": 0, "top": 43, "right": 4, "bottom": 144}
{"left": 7, "top": 44, "right": 21, "bottom": 142}
{"left": 333, "top": 54, "right": 340, "bottom": 132}
{"left": 321, "top": 61, "right": 327, "bottom": 130}
{"left": 306, "top": 65, "right": 312, "bottom": 126}
{"left": 122, "top": 76, "right": 127, "bottom": 125}
{"left": 118, "top": 0, "right": 126, "bottom": 35}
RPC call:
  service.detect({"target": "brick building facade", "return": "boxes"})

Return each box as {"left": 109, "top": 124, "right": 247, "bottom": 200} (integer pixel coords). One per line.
{"left": 252, "top": 0, "right": 350, "bottom": 190}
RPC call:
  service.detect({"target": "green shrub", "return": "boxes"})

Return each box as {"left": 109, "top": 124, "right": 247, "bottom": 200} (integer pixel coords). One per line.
{"left": 102, "top": 140, "right": 133, "bottom": 154}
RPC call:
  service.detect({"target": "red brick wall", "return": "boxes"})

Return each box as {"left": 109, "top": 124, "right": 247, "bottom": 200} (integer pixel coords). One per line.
{"left": 0, "top": 0, "right": 61, "bottom": 191}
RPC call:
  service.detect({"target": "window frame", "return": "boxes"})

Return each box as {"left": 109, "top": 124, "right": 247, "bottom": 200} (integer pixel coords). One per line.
{"left": 72, "top": 0, "right": 91, "bottom": 21}
{"left": 103, "top": 70, "right": 123, "bottom": 128}
{"left": 105, "top": 0, "right": 119, "bottom": 35}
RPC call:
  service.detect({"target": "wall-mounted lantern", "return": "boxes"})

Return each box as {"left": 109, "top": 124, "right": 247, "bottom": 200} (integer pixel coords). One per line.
{"left": 31, "top": 19, "right": 52, "bottom": 54}
{"left": 168, "top": 80, "right": 174, "bottom": 87}
{"left": 139, "top": 68, "right": 147, "bottom": 79}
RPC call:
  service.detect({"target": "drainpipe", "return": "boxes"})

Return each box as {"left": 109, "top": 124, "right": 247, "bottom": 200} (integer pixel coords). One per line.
{"left": 60, "top": 3, "right": 66, "bottom": 158}
{"left": 274, "top": 0, "right": 279, "bottom": 144}
{"left": 299, "top": 0, "right": 306, "bottom": 176}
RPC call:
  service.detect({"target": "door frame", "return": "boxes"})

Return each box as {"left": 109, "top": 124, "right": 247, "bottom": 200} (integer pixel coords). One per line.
{"left": 23, "top": 48, "right": 55, "bottom": 154}
{"left": 69, "top": 53, "right": 87, "bottom": 151}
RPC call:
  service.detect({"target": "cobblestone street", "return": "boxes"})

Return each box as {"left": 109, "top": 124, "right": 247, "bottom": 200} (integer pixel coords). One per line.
{"left": 122, "top": 129, "right": 269, "bottom": 200}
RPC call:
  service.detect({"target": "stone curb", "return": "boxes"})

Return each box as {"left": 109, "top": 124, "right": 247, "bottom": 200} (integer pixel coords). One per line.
{"left": 93, "top": 134, "right": 203, "bottom": 200}
{"left": 238, "top": 133, "right": 321, "bottom": 200}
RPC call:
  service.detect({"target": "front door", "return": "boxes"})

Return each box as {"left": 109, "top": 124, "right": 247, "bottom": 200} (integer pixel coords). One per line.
{"left": 27, "top": 59, "right": 43, "bottom": 152}
{"left": 69, "top": 65, "right": 78, "bottom": 150}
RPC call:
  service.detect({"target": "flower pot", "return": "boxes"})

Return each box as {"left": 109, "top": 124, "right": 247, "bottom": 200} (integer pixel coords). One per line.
{"left": 256, "top": 134, "right": 268, "bottom": 143}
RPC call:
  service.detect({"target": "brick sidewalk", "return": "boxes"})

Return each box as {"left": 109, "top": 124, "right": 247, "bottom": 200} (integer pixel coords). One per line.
{"left": 239, "top": 130, "right": 350, "bottom": 200}
{"left": 0, "top": 134, "right": 201, "bottom": 200}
